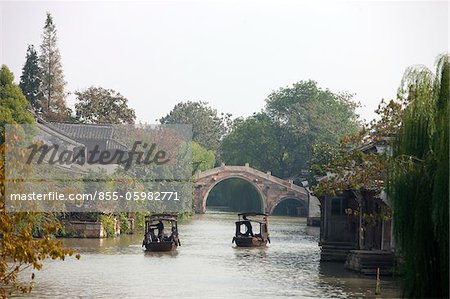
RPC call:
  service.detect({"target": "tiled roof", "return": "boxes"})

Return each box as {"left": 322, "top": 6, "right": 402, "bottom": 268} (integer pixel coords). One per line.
{"left": 49, "top": 123, "right": 114, "bottom": 140}
{"left": 36, "top": 122, "right": 85, "bottom": 147}
{"left": 34, "top": 118, "right": 129, "bottom": 151}
{"left": 106, "top": 138, "right": 128, "bottom": 151}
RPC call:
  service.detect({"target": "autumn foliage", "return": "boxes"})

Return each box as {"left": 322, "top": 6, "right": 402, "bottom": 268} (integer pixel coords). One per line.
{"left": 0, "top": 65, "right": 78, "bottom": 298}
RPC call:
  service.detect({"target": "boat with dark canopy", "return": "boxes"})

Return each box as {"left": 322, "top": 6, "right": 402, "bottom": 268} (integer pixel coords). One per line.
{"left": 232, "top": 212, "right": 270, "bottom": 247}
{"left": 142, "top": 214, "right": 181, "bottom": 252}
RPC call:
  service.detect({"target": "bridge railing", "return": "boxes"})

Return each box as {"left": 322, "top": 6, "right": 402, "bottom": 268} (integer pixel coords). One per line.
{"left": 195, "top": 165, "right": 308, "bottom": 195}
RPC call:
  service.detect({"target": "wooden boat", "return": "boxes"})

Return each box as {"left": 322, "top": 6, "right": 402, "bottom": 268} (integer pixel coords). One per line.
{"left": 232, "top": 212, "right": 270, "bottom": 247}
{"left": 142, "top": 214, "right": 181, "bottom": 252}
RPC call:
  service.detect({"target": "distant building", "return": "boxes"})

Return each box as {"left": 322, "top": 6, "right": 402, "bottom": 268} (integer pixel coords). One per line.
{"left": 33, "top": 116, "right": 128, "bottom": 173}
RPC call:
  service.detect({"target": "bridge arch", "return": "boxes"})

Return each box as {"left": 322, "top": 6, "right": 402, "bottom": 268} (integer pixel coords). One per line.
{"left": 194, "top": 165, "right": 309, "bottom": 215}
{"left": 269, "top": 196, "right": 308, "bottom": 216}
{"left": 201, "top": 175, "right": 266, "bottom": 213}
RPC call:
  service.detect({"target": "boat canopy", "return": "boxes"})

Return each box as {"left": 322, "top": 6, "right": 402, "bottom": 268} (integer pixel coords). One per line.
{"left": 237, "top": 212, "right": 268, "bottom": 217}
{"left": 145, "top": 214, "right": 178, "bottom": 222}
{"left": 236, "top": 220, "right": 267, "bottom": 225}
{"left": 237, "top": 212, "right": 269, "bottom": 224}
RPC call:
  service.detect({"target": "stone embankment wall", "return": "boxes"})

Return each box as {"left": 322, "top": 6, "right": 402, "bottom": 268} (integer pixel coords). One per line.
{"left": 61, "top": 219, "right": 120, "bottom": 238}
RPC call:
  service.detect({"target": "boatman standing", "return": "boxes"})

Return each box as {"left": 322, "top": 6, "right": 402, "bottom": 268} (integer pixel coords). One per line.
{"left": 242, "top": 215, "right": 254, "bottom": 237}
{"left": 151, "top": 220, "right": 164, "bottom": 241}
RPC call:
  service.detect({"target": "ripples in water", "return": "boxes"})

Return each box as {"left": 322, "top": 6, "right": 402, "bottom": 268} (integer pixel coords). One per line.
{"left": 16, "top": 213, "right": 400, "bottom": 298}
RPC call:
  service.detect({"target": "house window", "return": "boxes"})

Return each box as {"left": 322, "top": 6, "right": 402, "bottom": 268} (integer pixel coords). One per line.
{"left": 331, "top": 197, "right": 348, "bottom": 216}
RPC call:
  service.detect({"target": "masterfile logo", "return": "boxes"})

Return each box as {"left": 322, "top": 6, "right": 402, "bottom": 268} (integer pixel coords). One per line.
{"left": 4, "top": 123, "right": 193, "bottom": 213}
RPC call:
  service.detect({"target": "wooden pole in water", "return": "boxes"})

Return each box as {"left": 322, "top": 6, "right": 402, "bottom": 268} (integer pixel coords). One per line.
{"left": 375, "top": 267, "right": 381, "bottom": 295}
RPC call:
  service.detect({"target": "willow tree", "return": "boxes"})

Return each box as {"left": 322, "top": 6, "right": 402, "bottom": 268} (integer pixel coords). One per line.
{"left": 389, "top": 55, "right": 449, "bottom": 298}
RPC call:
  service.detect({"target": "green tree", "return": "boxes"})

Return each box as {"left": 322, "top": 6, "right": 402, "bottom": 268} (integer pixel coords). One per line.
{"left": 0, "top": 65, "right": 78, "bottom": 297}
{"left": 311, "top": 96, "right": 404, "bottom": 196}
{"left": 39, "top": 12, "right": 69, "bottom": 121}
{"left": 389, "top": 55, "right": 449, "bottom": 298}
{"left": 221, "top": 113, "right": 286, "bottom": 175}
{"left": 309, "top": 142, "right": 339, "bottom": 177}
{"left": 19, "top": 45, "right": 42, "bottom": 110}
{"left": 192, "top": 142, "right": 215, "bottom": 173}
{"left": 222, "top": 81, "right": 359, "bottom": 179}
{"left": 265, "top": 80, "right": 359, "bottom": 146}
{"left": 0, "top": 65, "right": 34, "bottom": 141}
{"left": 74, "top": 86, "right": 136, "bottom": 124}
{"left": 159, "top": 101, "right": 231, "bottom": 153}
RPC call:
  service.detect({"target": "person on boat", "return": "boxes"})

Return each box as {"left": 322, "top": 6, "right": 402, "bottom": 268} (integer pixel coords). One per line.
{"left": 143, "top": 233, "right": 149, "bottom": 246}
{"left": 150, "top": 220, "right": 164, "bottom": 241}
{"left": 242, "top": 215, "right": 254, "bottom": 237}
{"left": 169, "top": 225, "right": 181, "bottom": 245}
{"left": 156, "top": 221, "right": 164, "bottom": 240}
{"left": 149, "top": 228, "right": 157, "bottom": 242}
{"left": 169, "top": 226, "right": 176, "bottom": 241}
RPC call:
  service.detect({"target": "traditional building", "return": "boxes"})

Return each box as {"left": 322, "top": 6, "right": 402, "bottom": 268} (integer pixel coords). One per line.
{"left": 317, "top": 140, "right": 396, "bottom": 274}
{"left": 34, "top": 116, "right": 128, "bottom": 173}
{"left": 28, "top": 115, "right": 129, "bottom": 236}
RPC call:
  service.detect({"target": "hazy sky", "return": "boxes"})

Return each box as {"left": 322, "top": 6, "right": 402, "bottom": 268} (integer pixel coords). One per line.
{"left": 1, "top": 1, "right": 448, "bottom": 123}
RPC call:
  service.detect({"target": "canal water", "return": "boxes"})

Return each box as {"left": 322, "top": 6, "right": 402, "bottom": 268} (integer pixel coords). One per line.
{"left": 21, "top": 212, "right": 400, "bottom": 298}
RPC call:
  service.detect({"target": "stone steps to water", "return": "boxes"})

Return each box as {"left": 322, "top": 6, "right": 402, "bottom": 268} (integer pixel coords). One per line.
{"left": 345, "top": 250, "right": 396, "bottom": 275}
{"left": 320, "top": 241, "right": 357, "bottom": 262}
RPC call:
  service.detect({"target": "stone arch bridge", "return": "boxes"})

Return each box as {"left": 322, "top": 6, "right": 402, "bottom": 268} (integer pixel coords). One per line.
{"left": 194, "top": 164, "right": 310, "bottom": 215}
